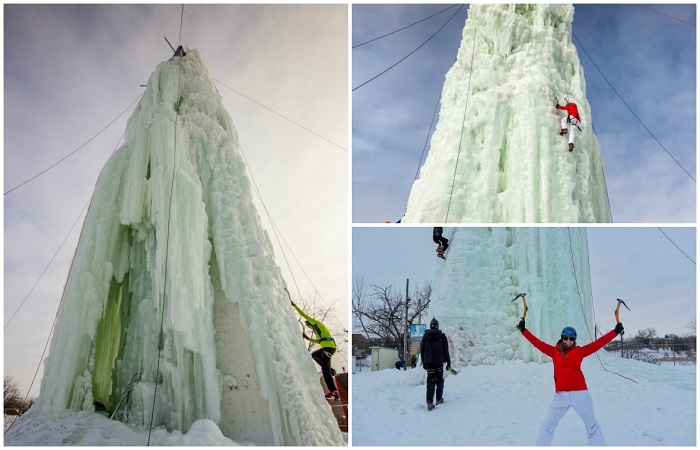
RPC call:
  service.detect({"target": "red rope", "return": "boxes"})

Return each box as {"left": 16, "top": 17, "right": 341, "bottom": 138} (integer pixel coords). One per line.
{"left": 635, "top": 5, "right": 695, "bottom": 27}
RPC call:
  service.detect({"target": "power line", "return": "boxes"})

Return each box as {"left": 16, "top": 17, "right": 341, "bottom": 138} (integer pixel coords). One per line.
{"left": 353, "top": 4, "right": 459, "bottom": 49}
{"left": 572, "top": 31, "right": 696, "bottom": 183}
{"left": 353, "top": 5, "right": 464, "bottom": 91}
{"left": 214, "top": 79, "right": 347, "bottom": 152}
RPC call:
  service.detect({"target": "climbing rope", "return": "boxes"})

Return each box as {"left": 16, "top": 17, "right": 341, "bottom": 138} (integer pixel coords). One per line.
{"left": 147, "top": 6, "right": 184, "bottom": 446}
{"left": 352, "top": 5, "right": 464, "bottom": 91}
{"left": 657, "top": 227, "right": 696, "bottom": 265}
{"left": 445, "top": 20, "right": 477, "bottom": 223}
{"left": 635, "top": 5, "right": 695, "bottom": 27}
{"left": 353, "top": 4, "right": 459, "bottom": 48}
{"left": 573, "top": 31, "right": 695, "bottom": 183}
{"left": 4, "top": 92, "right": 144, "bottom": 196}
{"left": 214, "top": 79, "right": 346, "bottom": 152}
{"left": 413, "top": 93, "right": 441, "bottom": 182}
{"left": 567, "top": 228, "right": 638, "bottom": 384}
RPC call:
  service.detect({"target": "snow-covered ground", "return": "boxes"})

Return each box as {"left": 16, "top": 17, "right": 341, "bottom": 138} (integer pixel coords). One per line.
{"left": 5, "top": 412, "right": 348, "bottom": 446}
{"left": 352, "top": 352, "right": 695, "bottom": 446}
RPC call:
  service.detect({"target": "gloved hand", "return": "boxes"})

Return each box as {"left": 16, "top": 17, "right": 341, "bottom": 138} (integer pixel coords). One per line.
{"left": 555, "top": 97, "right": 559, "bottom": 106}
{"left": 614, "top": 322, "right": 624, "bottom": 335}
{"left": 290, "top": 300, "right": 296, "bottom": 307}
{"left": 302, "top": 332, "right": 309, "bottom": 340}
{"left": 516, "top": 318, "right": 526, "bottom": 333}
{"left": 446, "top": 364, "right": 451, "bottom": 372}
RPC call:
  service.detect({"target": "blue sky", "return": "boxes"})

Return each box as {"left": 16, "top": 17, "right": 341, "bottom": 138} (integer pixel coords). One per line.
{"left": 352, "top": 226, "right": 696, "bottom": 338}
{"left": 352, "top": 4, "right": 696, "bottom": 223}
{"left": 4, "top": 4, "right": 348, "bottom": 396}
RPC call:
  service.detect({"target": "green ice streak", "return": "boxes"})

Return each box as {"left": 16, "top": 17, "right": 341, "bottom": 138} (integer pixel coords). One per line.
{"left": 92, "top": 277, "right": 126, "bottom": 407}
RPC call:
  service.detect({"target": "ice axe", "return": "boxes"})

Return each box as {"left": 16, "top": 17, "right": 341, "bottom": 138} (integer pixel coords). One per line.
{"left": 511, "top": 293, "right": 528, "bottom": 320}
{"left": 615, "top": 298, "right": 631, "bottom": 358}
{"left": 615, "top": 298, "right": 630, "bottom": 335}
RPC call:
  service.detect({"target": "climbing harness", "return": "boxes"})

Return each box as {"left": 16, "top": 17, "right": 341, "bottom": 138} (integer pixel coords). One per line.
{"left": 511, "top": 293, "right": 528, "bottom": 320}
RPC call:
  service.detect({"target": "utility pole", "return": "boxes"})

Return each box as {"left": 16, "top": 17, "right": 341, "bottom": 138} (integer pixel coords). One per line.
{"left": 404, "top": 278, "right": 410, "bottom": 371}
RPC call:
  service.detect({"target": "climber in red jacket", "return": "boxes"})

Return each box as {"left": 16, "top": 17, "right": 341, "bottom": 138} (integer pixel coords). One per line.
{"left": 556, "top": 98, "right": 581, "bottom": 152}
{"left": 517, "top": 318, "right": 623, "bottom": 445}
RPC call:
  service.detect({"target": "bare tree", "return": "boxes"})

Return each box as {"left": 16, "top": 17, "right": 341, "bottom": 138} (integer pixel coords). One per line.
{"left": 635, "top": 327, "right": 657, "bottom": 344}
{"left": 352, "top": 276, "right": 431, "bottom": 355}
{"left": 4, "top": 376, "right": 32, "bottom": 416}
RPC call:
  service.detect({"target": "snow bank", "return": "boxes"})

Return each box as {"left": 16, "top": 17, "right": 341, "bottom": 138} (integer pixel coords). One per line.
{"left": 404, "top": 4, "right": 611, "bottom": 222}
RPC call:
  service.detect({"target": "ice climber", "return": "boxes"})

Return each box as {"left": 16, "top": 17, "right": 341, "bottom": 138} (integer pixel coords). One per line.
{"left": 556, "top": 98, "right": 581, "bottom": 152}
{"left": 291, "top": 299, "right": 339, "bottom": 400}
{"left": 419, "top": 317, "right": 452, "bottom": 411}
{"left": 516, "top": 318, "right": 624, "bottom": 445}
{"left": 433, "top": 227, "right": 449, "bottom": 259}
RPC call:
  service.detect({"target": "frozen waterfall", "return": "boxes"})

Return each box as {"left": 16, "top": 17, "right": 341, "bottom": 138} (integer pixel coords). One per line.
{"left": 404, "top": 4, "right": 611, "bottom": 223}
{"left": 428, "top": 227, "right": 600, "bottom": 366}
{"left": 31, "top": 48, "right": 344, "bottom": 446}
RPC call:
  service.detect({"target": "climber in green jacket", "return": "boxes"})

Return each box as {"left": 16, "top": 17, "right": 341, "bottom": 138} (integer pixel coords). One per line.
{"left": 291, "top": 297, "right": 339, "bottom": 400}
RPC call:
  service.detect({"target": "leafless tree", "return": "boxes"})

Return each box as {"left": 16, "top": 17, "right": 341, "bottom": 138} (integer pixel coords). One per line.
{"left": 352, "top": 275, "right": 431, "bottom": 355}
{"left": 635, "top": 327, "right": 657, "bottom": 344}
{"left": 4, "top": 376, "right": 32, "bottom": 416}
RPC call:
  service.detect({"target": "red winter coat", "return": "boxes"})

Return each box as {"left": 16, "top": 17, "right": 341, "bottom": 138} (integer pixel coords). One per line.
{"left": 522, "top": 329, "right": 617, "bottom": 392}
{"left": 557, "top": 103, "right": 580, "bottom": 121}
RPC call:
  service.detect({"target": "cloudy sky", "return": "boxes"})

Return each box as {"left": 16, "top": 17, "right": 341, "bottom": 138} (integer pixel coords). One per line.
{"left": 353, "top": 226, "right": 696, "bottom": 339}
{"left": 4, "top": 4, "right": 348, "bottom": 396}
{"left": 352, "top": 4, "right": 696, "bottom": 223}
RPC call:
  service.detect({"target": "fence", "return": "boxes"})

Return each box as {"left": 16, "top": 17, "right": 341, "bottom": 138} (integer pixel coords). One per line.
{"left": 604, "top": 341, "right": 696, "bottom": 366}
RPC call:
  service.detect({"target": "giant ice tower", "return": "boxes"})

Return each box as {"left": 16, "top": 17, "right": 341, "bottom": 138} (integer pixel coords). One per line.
{"left": 404, "top": 4, "right": 611, "bottom": 223}
{"left": 32, "top": 48, "right": 344, "bottom": 446}
{"left": 428, "top": 228, "right": 599, "bottom": 366}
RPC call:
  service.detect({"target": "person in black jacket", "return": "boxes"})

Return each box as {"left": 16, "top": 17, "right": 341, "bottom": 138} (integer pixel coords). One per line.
{"left": 419, "top": 317, "right": 452, "bottom": 410}
{"left": 432, "top": 227, "right": 449, "bottom": 251}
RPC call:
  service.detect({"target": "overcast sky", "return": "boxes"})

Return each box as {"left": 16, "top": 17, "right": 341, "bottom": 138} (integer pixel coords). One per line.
{"left": 352, "top": 4, "right": 696, "bottom": 223}
{"left": 353, "top": 226, "right": 696, "bottom": 339}
{"left": 4, "top": 4, "right": 348, "bottom": 396}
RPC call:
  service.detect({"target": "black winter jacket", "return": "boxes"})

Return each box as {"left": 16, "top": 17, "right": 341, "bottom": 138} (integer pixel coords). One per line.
{"left": 420, "top": 329, "right": 451, "bottom": 366}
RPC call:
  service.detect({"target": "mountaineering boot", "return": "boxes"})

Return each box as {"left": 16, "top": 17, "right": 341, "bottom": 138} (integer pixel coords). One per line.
{"left": 559, "top": 128, "right": 568, "bottom": 136}
{"left": 568, "top": 143, "right": 574, "bottom": 152}
{"left": 436, "top": 398, "right": 444, "bottom": 405}
{"left": 325, "top": 391, "right": 340, "bottom": 401}
{"left": 427, "top": 400, "right": 435, "bottom": 411}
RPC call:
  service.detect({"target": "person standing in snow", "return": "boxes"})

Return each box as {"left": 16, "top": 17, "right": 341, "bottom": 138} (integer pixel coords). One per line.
{"left": 291, "top": 299, "right": 339, "bottom": 400}
{"left": 516, "top": 318, "right": 624, "bottom": 445}
{"left": 556, "top": 98, "right": 581, "bottom": 152}
{"left": 419, "top": 317, "right": 452, "bottom": 410}
{"left": 410, "top": 353, "right": 417, "bottom": 369}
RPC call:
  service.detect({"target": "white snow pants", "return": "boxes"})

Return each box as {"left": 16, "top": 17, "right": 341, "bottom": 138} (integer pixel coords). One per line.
{"left": 561, "top": 115, "right": 579, "bottom": 145}
{"left": 536, "top": 390, "right": 606, "bottom": 446}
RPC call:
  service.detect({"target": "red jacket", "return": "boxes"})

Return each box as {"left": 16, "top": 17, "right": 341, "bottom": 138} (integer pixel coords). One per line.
{"left": 523, "top": 329, "right": 617, "bottom": 392}
{"left": 557, "top": 103, "right": 580, "bottom": 121}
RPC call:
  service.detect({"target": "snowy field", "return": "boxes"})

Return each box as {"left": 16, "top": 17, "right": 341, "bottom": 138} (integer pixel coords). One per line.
{"left": 5, "top": 413, "right": 348, "bottom": 446}
{"left": 352, "top": 353, "right": 695, "bottom": 446}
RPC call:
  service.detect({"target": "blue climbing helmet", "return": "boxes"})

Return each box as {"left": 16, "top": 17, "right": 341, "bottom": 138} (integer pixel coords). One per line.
{"left": 430, "top": 317, "right": 439, "bottom": 330}
{"left": 561, "top": 326, "right": 577, "bottom": 339}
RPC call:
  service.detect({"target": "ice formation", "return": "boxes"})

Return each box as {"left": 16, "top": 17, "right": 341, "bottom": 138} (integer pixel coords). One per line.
{"left": 31, "top": 48, "right": 344, "bottom": 446}
{"left": 404, "top": 4, "right": 611, "bottom": 223}
{"left": 428, "top": 227, "right": 599, "bottom": 366}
